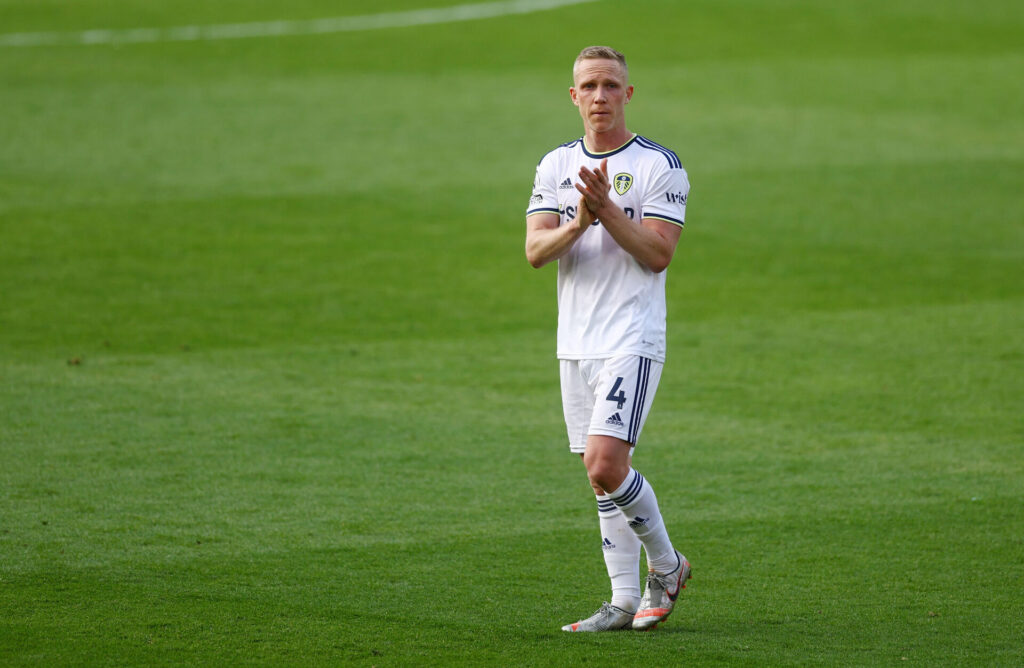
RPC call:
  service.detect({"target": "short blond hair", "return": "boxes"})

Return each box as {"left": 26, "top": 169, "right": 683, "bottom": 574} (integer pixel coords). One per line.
{"left": 574, "top": 45, "right": 628, "bottom": 78}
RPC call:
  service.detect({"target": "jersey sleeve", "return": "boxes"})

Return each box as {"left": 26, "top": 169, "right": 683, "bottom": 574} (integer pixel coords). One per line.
{"left": 526, "top": 152, "right": 560, "bottom": 218}
{"left": 640, "top": 164, "right": 689, "bottom": 228}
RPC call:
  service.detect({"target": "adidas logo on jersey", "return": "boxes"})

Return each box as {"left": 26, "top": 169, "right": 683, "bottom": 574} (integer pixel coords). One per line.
{"left": 605, "top": 412, "right": 624, "bottom": 427}
{"left": 558, "top": 178, "right": 573, "bottom": 190}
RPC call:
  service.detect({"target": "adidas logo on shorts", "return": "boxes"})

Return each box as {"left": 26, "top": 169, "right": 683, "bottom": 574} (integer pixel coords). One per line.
{"left": 605, "top": 412, "right": 624, "bottom": 427}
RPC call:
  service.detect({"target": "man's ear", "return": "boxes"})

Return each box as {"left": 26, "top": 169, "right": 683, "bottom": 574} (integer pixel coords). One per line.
{"left": 570, "top": 87, "right": 579, "bottom": 107}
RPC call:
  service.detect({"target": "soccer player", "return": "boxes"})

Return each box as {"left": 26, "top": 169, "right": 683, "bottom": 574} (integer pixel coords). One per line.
{"left": 525, "top": 46, "right": 691, "bottom": 632}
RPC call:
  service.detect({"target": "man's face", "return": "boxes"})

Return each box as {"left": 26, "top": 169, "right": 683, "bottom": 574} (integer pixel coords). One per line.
{"left": 570, "top": 58, "right": 633, "bottom": 136}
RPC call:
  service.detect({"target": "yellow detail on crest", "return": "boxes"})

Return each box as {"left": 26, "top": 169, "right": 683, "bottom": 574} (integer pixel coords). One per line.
{"left": 613, "top": 172, "right": 633, "bottom": 196}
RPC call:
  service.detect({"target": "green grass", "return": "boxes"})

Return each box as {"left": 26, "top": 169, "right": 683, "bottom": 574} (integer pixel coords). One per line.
{"left": 2, "top": 0, "right": 1022, "bottom": 664}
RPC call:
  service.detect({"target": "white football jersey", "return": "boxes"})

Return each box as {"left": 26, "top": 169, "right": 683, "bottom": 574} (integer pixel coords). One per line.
{"left": 527, "top": 134, "right": 689, "bottom": 362}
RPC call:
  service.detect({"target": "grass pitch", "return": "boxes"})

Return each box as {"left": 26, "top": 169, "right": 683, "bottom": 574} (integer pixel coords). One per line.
{"left": 2, "top": 0, "right": 1023, "bottom": 665}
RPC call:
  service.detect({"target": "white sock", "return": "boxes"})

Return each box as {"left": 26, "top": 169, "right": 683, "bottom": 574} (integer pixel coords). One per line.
{"left": 606, "top": 468, "right": 678, "bottom": 574}
{"left": 596, "top": 494, "right": 641, "bottom": 613}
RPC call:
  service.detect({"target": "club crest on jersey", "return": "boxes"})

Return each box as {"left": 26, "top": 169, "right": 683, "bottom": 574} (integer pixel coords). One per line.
{"left": 613, "top": 173, "right": 633, "bottom": 196}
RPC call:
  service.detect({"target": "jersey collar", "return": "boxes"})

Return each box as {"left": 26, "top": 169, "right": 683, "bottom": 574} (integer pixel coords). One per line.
{"left": 581, "top": 134, "right": 637, "bottom": 159}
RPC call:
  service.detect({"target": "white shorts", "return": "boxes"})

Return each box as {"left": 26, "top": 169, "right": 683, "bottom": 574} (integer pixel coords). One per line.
{"left": 560, "top": 355, "right": 664, "bottom": 454}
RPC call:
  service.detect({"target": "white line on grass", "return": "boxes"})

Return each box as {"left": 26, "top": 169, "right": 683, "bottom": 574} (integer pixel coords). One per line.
{"left": 0, "top": 0, "right": 597, "bottom": 47}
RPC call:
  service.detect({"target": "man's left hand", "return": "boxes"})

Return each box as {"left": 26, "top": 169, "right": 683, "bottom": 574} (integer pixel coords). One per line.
{"left": 576, "top": 158, "right": 612, "bottom": 217}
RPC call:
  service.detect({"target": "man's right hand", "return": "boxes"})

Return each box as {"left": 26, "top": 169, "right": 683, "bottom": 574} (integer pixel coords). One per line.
{"left": 576, "top": 194, "right": 596, "bottom": 230}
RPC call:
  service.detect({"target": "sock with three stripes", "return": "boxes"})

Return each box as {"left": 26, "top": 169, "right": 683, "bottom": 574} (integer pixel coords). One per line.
{"left": 606, "top": 468, "right": 678, "bottom": 574}
{"left": 596, "top": 494, "right": 641, "bottom": 613}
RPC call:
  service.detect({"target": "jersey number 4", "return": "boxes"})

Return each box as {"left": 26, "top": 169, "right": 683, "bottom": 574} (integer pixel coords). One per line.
{"left": 606, "top": 377, "right": 627, "bottom": 409}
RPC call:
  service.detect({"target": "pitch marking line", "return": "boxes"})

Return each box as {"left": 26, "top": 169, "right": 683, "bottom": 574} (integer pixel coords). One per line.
{"left": 0, "top": 0, "right": 597, "bottom": 47}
